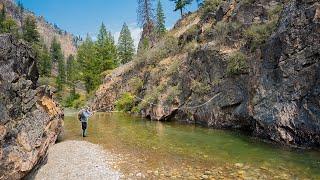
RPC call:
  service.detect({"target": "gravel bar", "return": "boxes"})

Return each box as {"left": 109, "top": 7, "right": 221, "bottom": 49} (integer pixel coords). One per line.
{"left": 33, "top": 140, "right": 122, "bottom": 180}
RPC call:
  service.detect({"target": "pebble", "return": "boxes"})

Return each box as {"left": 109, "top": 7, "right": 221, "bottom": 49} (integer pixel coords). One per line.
{"left": 201, "top": 175, "right": 209, "bottom": 179}
{"left": 154, "top": 170, "right": 159, "bottom": 176}
{"left": 235, "top": 163, "right": 244, "bottom": 168}
{"left": 260, "top": 166, "right": 269, "bottom": 171}
{"left": 136, "top": 173, "right": 142, "bottom": 177}
{"left": 204, "top": 170, "right": 212, "bottom": 175}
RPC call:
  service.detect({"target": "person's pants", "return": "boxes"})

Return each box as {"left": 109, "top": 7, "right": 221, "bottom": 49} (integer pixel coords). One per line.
{"left": 81, "top": 122, "right": 87, "bottom": 137}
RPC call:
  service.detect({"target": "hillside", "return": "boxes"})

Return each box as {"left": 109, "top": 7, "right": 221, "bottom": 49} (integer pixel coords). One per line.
{"left": 91, "top": 0, "right": 320, "bottom": 148}
{"left": 2, "top": 0, "right": 77, "bottom": 58}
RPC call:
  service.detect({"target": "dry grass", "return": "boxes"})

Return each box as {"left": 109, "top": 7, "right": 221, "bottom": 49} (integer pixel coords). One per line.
{"left": 171, "top": 13, "right": 200, "bottom": 38}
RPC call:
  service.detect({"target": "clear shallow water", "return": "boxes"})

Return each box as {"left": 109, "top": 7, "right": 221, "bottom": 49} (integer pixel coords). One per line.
{"left": 63, "top": 111, "right": 320, "bottom": 179}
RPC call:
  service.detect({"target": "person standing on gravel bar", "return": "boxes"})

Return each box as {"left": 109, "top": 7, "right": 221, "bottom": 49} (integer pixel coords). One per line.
{"left": 78, "top": 107, "right": 95, "bottom": 137}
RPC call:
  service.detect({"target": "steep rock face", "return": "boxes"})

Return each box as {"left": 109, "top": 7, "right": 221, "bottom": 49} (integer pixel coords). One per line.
{"left": 36, "top": 17, "right": 77, "bottom": 59}
{"left": 0, "top": 34, "right": 63, "bottom": 179}
{"left": 250, "top": 0, "right": 320, "bottom": 146}
{"left": 92, "top": 0, "right": 320, "bottom": 147}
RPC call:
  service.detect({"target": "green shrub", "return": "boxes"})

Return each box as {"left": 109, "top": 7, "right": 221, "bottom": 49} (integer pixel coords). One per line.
{"left": 191, "top": 80, "right": 211, "bottom": 94}
{"left": 183, "top": 40, "right": 199, "bottom": 53}
{"left": 73, "top": 98, "right": 86, "bottom": 109}
{"left": 268, "top": 4, "right": 283, "bottom": 21}
{"left": 201, "top": 0, "right": 223, "bottom": 20}
{"left": 166, "top": 59, "right": 182, "bottom": 76}
{"left": 241, "top": 0, "right": 255, "bottom": 5}
{"left": 131, "top": 106, "right": 141, "bottom": 113}
{"left": 182, "top": 24, "right": 200, "bottom": 44}
{"left": 214, "top": 21, "right": 242, "bottom": 46}
{"left": 137, "top": 84, "right": 165, "bottom": 109}
{"left": 63, "top": 93, "right": 82, "bottom": 108}
{"left": 129, "top": 77, "right": 144, "bottom": 93}
{"left": 227, "top": 51, "right": 248, "bottom": 75}
{"left": 244, "top": 22, "right": 276, "bottom": 51}
{"left": 166, "top": 86, "right": 181, "bottom": 103}
{"left": 148, "top": 35, "right": 179, "bottom": 65}
{"left": 242, "top": 4, "right": 282, "bottom": 51}
{"left": 115, "top": 92, "right": 135, "bottom": 112}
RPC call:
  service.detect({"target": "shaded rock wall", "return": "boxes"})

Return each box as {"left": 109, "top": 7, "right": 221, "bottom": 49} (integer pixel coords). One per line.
{"left": 0, "top": 34, "right": 63, "bottom": 179}
{"left": 250, "top": 0, "right": 320, "bottom": 146}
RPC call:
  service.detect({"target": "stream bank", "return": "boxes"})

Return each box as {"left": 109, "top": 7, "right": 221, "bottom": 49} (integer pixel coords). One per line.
{"left": 32, "top": 140, "right": 121, "bottom": 180}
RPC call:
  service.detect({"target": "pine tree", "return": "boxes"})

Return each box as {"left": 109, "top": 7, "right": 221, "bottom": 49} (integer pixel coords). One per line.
{"left": 137, "top": 0, "right": 154, "bottom": 34}
{"left": 97, "top": 23, "right": 108, "bottom": 45}
{"left": 77, "top": 34, "right": 100, "bottom": 93}
{"left": 38, "top": 45, "right": 51, "bottom": 77}
{"left": 155, "top": 0, "right": 166, "bottom": 37}
{"left": 96, "top": 24, "right": 118, "bottom": 70}
{"left": 66, "top": 55, "right": 76, "bottom": 82}
{"left": 56, "top": 54, "right": 65, "bottom": 92}
{"left": 97, "top": 23, "right": 115, "bottom": 46}
{"left": 51, "top": 38, "right": 65, "bottom": 91}
{"left": 23, "top": 16, "right": 40, "bottom": 43}
{"left": 78, "top": 29, "right": 118, "bottom": 93}
{"left": 51, "top": 37, "right": 63, "bottom": 62}
{"left": 137, "top": 0, "right": 154, "bottom": 27}
{"left": 117, "top": 23, "right": 135, "bottom": 64}
{"left": 170, "top": 0, "right": 193, "bottom": 17}
{"left": 66, "top": 55, "right": 78, "bottom": 98}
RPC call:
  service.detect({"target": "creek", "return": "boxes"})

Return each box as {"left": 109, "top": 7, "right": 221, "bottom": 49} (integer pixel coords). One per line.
{"left": 63, "top": 110, "right": 320, "bottom": 179}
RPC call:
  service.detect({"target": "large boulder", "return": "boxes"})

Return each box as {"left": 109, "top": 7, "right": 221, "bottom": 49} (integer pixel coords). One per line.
{"left": 0, "top": 34, "right": 63, "bottom": 179}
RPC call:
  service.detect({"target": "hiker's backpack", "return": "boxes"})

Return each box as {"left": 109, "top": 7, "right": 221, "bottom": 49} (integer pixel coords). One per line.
{"left": 78, "top": 110, "right": 85, "bottom": 121}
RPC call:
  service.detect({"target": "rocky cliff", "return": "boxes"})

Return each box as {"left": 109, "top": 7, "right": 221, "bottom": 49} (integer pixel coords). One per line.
{"left": 0, "top": 34, "right": 63, "bottom": 179}
{"left": 92, "top": 0, "right": 320, "bottom": 148}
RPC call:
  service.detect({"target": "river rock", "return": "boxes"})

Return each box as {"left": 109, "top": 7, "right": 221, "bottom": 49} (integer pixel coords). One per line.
{"left": 235, "top": 163, "right": 244, "bottom": 168}
{"left": 201, "top": 174, "right": 209, "bottom": 179}
{"left": 0, "top": 34, "right": 63, "bottom": 179}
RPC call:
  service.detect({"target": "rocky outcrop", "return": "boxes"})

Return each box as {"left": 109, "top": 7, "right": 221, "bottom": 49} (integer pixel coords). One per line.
{"left": 0, "top": 34, "right": 63, "bottom": 179}
{"left": 249, "top": 0, "right": 320, "bottom": 146}
{"left": 92, "top": 0, "right": 320, "bottom": 148}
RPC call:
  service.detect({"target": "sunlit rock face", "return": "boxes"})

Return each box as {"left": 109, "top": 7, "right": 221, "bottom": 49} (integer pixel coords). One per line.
{"left": 0, "top": 34, "right": 63, "bottom": 179}
{"left": 92, "top": 0, "right": 320, "bottom": 147}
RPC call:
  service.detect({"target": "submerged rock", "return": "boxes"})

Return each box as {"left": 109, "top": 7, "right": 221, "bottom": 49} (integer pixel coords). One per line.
{"left": 0, "top": 34, "right": 63, "bottom": 179}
